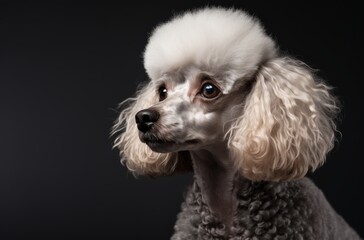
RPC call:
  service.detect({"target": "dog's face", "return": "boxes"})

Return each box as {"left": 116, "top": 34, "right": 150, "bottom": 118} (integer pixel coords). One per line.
{"left": 136, "top": 68, "right": 248, "bottom": 153}
{"left": 114, "top": 7, "right": 338, "bottom": 180}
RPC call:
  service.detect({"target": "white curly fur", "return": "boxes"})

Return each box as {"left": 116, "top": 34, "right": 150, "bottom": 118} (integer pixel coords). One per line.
{"left": 144, "top": 8, "right": 276, "bottom": 91}
{"left": 227, "top": 57, "right": 339, "bottom": 181}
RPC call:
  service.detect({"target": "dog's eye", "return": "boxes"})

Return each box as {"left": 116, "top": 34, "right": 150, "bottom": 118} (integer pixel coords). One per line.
{"left": 158, "top": 85, "right": 168, "bottom": 101}
{"left": 201, "top": 83, "right": 220, "bottom": 99}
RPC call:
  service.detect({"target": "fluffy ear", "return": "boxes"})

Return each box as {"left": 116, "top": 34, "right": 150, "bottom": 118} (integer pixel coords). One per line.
{"left": 228, "top": 57, "right": 339, "bottom": 181}
{"left": 112, "top": 81, "right": 179, "bottom": 176}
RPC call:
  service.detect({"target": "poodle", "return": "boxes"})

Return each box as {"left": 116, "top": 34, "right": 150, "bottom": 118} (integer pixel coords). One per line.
{"left": 113, "top": 7, "right": 361, "bottom": 239}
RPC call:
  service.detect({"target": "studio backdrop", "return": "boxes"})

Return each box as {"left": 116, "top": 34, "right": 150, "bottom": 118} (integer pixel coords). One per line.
{"left": 0, "top": 1, "right": 362, "bottom": 239}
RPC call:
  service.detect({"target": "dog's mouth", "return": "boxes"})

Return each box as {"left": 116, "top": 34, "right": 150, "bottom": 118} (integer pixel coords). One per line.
{"left": 141, "top": 134, "right": 165, "bottom": 144}
{"left": 140, "top": 133, "right": 199, "bottom": 153}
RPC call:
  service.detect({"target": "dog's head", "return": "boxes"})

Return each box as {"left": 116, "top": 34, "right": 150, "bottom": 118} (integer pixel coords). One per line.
{"left": 113, "top": 8, "right": 339, "bottom": 181}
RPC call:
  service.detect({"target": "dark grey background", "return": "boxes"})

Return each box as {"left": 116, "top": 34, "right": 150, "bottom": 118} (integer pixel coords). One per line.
{"left": 1, "top": 1, "right": 363, "bottom": 239}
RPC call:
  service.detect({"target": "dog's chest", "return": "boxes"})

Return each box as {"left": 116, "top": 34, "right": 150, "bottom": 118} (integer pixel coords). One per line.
{"left": 173, "top": 179, "right": 315, "bottom": 240}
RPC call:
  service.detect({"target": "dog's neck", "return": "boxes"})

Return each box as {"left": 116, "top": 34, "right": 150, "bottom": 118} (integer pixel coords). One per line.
{"left": 190, "top": 144, "right": 239, "bottom": 229}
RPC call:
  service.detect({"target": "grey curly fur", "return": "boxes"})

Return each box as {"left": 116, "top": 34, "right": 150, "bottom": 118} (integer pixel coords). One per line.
{"left": 172, "top": 177, "right": 360, "bottom": 240}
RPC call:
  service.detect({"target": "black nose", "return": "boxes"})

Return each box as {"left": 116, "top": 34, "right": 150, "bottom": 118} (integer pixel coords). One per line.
{"left": 135, "top": 109, "right": 160, "bottom": 133}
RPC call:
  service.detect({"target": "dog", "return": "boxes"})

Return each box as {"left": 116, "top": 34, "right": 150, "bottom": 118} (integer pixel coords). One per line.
{"left": 113, "top": 7, "right": 361, "bottom": 239}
